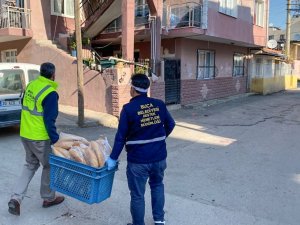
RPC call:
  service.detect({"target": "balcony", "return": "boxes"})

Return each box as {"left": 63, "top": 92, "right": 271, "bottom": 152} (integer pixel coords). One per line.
{"left": 162, "top": 2, "right": 206, "bottom": 37}
{"left": 0, "top": 6, "right": 32, "bottom": 42}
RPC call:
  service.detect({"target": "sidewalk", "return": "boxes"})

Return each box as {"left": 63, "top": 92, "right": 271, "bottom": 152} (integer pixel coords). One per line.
{"left": 57, "top": 105, "right": 119, "bottom": 129}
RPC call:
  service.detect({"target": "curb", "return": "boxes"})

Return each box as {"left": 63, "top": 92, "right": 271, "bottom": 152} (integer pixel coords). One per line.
{"left": 58, "top": 105, "right": 119, "bottom": 129}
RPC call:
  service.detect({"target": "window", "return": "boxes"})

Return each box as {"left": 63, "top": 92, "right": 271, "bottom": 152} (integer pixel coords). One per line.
{"left": 255, "top": 0, "right": 264, "bottom": 27}
{"left": 233, "top": 53, "right": 245, "bottom": 76}
{"left": 1, "top": 49, "right": 17, "bottom": 62}
{"left": 280, "top": 34, "right": 285, "bottom": 41}
{"left": 197, "top": 50, "right": 215, "bottom": 79}
{"left": 219, "top": 0, "right": 237, "bottom": 17}
{"left": 269, "top": 35, "right": 274, "bottom": 40}
{"left": 51, "top": 0, "right": 74, "bottom": 18}
{"left": 135, "top": 0, "right": 149, "bottom": 17}
{"left": 0, "top": 69, "right": 24, "bottom": 94}
{"left": 28, "top": 70, "right": 40, "bottom": 81}
{"left": 255, "top": 58, "right": 263, "bottom": 77}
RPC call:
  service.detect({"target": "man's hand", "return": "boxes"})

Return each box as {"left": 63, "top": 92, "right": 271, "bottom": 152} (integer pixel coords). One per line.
{"left": 106, "top": 157, "right": 117, "bottom": 170}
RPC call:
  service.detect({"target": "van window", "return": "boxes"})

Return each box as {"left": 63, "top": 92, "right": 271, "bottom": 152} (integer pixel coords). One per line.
{"left": 28, "top": 70, "right": 40, "bottom": 81}
{"left": 0, "top": 70, "right": 24, "bottom": 94}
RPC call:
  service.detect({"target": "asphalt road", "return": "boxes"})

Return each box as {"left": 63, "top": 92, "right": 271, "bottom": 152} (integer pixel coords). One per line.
{"left": 1, "top": 89, "right": 300, "bottom": 225}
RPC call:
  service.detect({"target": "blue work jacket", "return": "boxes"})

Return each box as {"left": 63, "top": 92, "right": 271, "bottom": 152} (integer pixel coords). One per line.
{"left": 110, "top": 94, "right": 176, "bottom": 163}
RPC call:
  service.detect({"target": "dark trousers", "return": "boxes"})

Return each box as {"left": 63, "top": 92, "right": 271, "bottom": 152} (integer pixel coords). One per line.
{"left": 127, "top": 159, "right": 167, "bottom": 225}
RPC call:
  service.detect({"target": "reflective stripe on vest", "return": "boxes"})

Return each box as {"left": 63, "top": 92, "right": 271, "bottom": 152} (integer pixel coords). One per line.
{"left": 22, "top": 85, "right": 51, "bottom": 116}
{"left": 126, "top": 136, "right": 166, "bottom": 145}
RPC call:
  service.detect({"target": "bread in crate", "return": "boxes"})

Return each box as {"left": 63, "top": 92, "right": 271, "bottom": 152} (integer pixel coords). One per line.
{"left": 52, "top": 132, "right": 111, "bottom": 168}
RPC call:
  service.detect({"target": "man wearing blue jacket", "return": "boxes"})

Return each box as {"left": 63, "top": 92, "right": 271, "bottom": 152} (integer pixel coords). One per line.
{"left": 106, "top": 74, "right": 176, "bottom": 225}
{"left": 8, "top": 62, "right": 64, "bottom": 216}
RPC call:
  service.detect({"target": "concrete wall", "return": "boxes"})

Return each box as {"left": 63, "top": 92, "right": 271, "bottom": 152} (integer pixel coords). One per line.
{"left": 178, "top": 38, "right": 248, "bottom": 79}
{"left": 51, "top": 15, "right": 75, "bottom": 38}
{"left": 134, "top": 39, "right": 176, "bottom": 60}
{"left": 0, "top": 39, "right": 30, "bottom": 56}
{"left": 28, "top": 0, "right": 75, "bottom": 40}
{"left": 206, "top": 0, "right": 267, "bottom": 46}
{"left": 28, "top": 0, "right": 52, "bottom": 40}
{"left": 251, "top": 75, "right": 298, "bottom": 95}
{"left": 17, "top": 39, "right": 114, "bottom": 114}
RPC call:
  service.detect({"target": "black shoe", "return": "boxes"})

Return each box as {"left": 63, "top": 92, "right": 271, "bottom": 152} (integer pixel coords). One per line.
{"left": 8, "top": 199, "right": 20, "bottom": 216}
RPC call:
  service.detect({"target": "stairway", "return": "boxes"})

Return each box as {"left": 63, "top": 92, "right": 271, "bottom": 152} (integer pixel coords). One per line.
{"left": 81, "top": 0, "right": 122, "bottom": 38}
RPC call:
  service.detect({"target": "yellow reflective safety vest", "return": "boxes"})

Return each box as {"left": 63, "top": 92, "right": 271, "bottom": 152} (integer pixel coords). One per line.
{"left": 20, "top": 76, "right": 58, "bottom": 140}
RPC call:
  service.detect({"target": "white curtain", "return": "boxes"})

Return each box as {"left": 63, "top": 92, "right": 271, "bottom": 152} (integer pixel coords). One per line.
{"left": 65, "top": 0, "right": 74, "bottom": 17}
{"left": 54, "top": 0, "right": 63, "bottom": 14}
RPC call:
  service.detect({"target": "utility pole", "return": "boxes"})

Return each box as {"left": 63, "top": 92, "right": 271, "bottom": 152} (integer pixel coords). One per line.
{"left": 286, "top": 0, "right": 291, "bottom": 60}
{"left": 75, "top": 0, "right": 85, "bottom": 127}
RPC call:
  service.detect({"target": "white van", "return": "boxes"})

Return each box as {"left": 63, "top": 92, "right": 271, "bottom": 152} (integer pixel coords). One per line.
{"left": 0, "top": 63, "right": 40, "bottom": 128}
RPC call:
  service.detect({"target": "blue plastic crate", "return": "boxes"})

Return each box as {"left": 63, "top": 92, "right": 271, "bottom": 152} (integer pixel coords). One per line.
{"left": 49, "top": 154, "right": 118, "bottom": 204}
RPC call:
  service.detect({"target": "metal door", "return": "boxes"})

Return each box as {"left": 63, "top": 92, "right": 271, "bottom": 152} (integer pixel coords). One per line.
{"left": 164, "top": 59, "right": 181, "bottom": 105}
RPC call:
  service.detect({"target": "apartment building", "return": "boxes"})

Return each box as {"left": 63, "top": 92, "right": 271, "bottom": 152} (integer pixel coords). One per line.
{"left": 88, "top": 0, "right": 269, "bottom": 114}
{"left": 0, "top": 0, "right": 117, "bottom": 114}
{"left": 0, "top": 0, "right": 270, "bottom": 116}
{"left": 269, "top": 17, "right": 300, "bottom": 61}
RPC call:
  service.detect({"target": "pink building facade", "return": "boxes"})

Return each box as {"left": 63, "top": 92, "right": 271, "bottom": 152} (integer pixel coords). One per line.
{"left": 0, "top": 0, "right": 115, "bottom": 114}
{"left": 94, "top": 0, "right": 269, "bottom": 110}
{"left": 0, "top": 0, "right": 269, "bottom": 116}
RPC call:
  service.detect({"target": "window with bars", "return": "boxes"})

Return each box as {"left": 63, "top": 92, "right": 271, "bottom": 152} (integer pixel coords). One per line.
{"left": 51, "top": 0, "right": 74, "bottom": 18}
{"left": 197, "top": 50, "right": 215, "bottom": 80}
{"left": 255, "top": 0, "right": 264, "bottom": 27}
{"left": 233, "top": 53, "right": 245, "bottom": 76}
{"left": 219, "top": 0, "right": 237, "bottom": 17}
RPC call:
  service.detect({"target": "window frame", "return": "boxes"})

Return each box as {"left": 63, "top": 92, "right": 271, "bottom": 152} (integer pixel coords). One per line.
{"left": 27, "top": 69, "right": 40, "bottom": 82}
{"left": 255, "top": 0, "right": 264, "bottom": 27}
{"left": 232, "top": 53, "right": 245, "bottom": 77}
{"left": 1, "top": 49, "right": 17, "bottom": 63}
{"left": 197, "top": 49, "right": 216, "bottom": 80}
{"left": 219, "top": 0, "right": 238, "bottom": 18}
{"left": 51, "top": 0, "right": 75, "bottom": 18}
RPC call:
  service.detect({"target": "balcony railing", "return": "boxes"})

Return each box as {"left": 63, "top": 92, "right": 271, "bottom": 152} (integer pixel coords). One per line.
{"left": 0, "top": 6, "right": 31, "bottom": 29}
{"left": 163, "top": 2, "right": 203, "bottom": 29}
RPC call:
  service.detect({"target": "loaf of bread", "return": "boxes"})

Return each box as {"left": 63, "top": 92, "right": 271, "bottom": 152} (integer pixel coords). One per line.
{"left": 69, "top": 146, "right": 86, "bottom": 164}
{"left": 52, "top": 146, "right": 71, "bottom": 159}
{"left": 53, "top": 147, "right": 65, "bottom": 158}
{"left": 96, "top": 138, "right": 112, "bottom": 160}
{"left": 91, "top": 141, "right": 105, "bottom": 167}
{"left": 83, "top": 144, "right": 99, "bottom": 167}
{"left": 54, "top": 141, "right": 74, "bottom": 150}
{"left": 59, "top": 132, "right": 89, "bottom": 145}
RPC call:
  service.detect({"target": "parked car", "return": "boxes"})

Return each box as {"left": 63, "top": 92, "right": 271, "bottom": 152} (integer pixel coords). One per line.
{"left": 0, "top": 63, "right": 40, "bottom": 128}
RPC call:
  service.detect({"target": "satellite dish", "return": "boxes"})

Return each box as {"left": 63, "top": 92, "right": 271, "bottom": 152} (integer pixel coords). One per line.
{"left": 267, "top": 39, "right": 278, "bottom": 49}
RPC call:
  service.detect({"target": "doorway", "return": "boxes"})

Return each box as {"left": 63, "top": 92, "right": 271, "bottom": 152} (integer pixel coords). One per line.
{"left": 164, "top": 59, "right": 181, "bottom": 105}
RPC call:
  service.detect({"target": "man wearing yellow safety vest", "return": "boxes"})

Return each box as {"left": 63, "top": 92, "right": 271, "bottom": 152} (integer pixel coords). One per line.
{"left": 8, "top": 62, "right": 64, "bottom": 216}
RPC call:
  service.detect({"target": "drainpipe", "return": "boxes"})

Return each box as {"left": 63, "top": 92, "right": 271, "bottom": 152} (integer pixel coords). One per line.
{"left": 149, "top": 16, "right": 157, "bottom": 75}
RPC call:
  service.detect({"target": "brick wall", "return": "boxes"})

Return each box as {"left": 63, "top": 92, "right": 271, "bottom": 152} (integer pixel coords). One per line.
{"left": 112, "top": 84, "right": 132, "bottom": 117}
{"left": 112, "top": 81, "right": 166, "bottom": 117}
{"left": 150, "top": 82, "right": 165, "bottom": 102}
{"left": 181, "top": 76, "right": 247, "bottom": 105}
